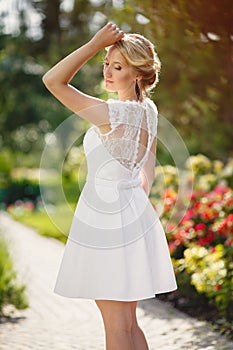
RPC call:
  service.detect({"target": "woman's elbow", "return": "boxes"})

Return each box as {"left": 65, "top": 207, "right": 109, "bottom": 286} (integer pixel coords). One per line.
{"left": 42, "top": 73, "right": 65, "bottom": 94}
{"left": 42, "top": 72, "right": 55, "bottom": 88}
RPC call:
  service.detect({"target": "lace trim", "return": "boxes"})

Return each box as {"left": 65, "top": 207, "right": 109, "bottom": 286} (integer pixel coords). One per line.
{"left": 94, "top": 98, "right": 158, "bottom": 172}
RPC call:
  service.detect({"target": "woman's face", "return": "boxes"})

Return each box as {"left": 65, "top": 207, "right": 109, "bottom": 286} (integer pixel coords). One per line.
{"left": 103, "top": 46, "right": 137, "bottom": 99}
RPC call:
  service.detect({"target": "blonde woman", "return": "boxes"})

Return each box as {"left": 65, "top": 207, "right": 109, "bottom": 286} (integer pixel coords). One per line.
{"left": 43, "top": 22, "right": 177, "bottom": 350}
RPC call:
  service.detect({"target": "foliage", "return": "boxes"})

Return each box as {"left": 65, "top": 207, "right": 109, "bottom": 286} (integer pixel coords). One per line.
{"left": 1, "top": 167, "right": 41, "bottom": 207}
{"left": 0, "top": 235, "right": 29, "bottom": 315}
{"left": 4, "top": 163, "right": 80, "bottom": 243}
{"left": 8, "top": 204, "right": 70, "bottom": 244}
{"left": 128, "top": 0, "right": 233, "bottom": 159}
{"left": 151, "top": 155, "right": 233, "bottom": 319}
{"left": 0, "top": 0, "right": 232, "bottom": 159}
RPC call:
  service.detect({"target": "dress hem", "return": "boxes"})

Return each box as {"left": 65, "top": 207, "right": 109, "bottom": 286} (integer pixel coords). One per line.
{"left": 53, "top": 286, "right": 178, "bottom": 302}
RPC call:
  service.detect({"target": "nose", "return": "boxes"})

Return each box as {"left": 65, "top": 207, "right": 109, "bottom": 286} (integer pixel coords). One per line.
{"left": 104, "top": 65, "right": 112, "bottom": 78}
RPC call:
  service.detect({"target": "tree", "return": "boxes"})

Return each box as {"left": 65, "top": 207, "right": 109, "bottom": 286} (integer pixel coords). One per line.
{"left": 125, "top": 0, "right": 233, "bottom": 158}
{"left": 0, "top": 0, "right": 232, "bottom": 159}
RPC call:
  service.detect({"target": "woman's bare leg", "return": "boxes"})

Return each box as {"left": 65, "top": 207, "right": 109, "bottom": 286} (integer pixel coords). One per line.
{"left": 130, "top": 301, "right": 149, "bottom": 350}
{"left": 95, "top": 299, "right": 134, "bottom": 350}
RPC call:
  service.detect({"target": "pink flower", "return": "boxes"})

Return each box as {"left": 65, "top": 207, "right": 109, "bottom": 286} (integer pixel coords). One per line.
{"left": 166, "top": 222, "right": 177, "bottom": 232}
{"left": 225, "top": 237, "right": 233, "bottom": 247}
{"left": 24, "top": 201, "right": 34, "bottom": 211}
{"left": 182, "top": 208, "right": 195, "bottom": 221}
{"left": 214, "top": 185, "right": 230, "bottom": 194}
{"left": 168, "top": 241, "right": 176, "bottom": 254}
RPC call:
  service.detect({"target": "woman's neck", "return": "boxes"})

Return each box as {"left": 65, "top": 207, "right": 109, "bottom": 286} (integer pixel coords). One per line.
{"left": 118, "top": 92, "right": 143, "bottom": 102}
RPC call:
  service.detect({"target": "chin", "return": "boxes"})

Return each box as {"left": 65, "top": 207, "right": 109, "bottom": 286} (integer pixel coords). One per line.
{"left": 106, "top": 87, "right": 116, "bottom": 92}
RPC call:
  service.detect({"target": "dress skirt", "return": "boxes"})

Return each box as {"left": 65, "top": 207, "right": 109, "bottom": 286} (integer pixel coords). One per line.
{"left": 53, "top": 126, "right": 177, "bottom": 301}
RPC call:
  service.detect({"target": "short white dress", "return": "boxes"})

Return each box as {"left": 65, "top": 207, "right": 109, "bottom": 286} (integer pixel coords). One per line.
{"left": 54, "top": 98, "right": 177, "bottom": 301}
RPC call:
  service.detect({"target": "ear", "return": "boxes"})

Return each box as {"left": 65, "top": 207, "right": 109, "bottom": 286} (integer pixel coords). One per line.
{"left": 135, "top": 74, "right": 143, "bottom": 83}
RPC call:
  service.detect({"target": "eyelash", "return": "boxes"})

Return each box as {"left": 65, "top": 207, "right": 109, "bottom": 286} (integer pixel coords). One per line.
{"left": 103, "top": 62, "right": 122, "bottom": 70}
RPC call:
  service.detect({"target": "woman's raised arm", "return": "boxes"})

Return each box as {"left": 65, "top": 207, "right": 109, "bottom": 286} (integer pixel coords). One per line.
{"left": 42, "top": 23, "right": 124, "bottom": 125}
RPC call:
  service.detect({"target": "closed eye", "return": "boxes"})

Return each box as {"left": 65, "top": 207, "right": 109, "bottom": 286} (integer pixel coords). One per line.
{"left": 103, "top": 61, "right": 122, "bottom": 70}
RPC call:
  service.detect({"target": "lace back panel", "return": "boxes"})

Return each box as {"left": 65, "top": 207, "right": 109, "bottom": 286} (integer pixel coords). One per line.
{"left": 94, "top": 99, "right": 158, "bottom": 174}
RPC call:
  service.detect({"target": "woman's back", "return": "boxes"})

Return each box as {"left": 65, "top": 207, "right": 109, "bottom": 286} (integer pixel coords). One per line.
{"left": 92, "top": 98, "right": 158, "bottom": 175}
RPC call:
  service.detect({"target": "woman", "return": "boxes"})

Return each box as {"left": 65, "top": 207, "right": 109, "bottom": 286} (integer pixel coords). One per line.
{"left": 43, "top": 22, "right": 177, "bottom": 350}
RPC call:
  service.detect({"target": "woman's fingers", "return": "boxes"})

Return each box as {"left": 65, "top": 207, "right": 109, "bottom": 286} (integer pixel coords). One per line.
{"left": 108, "top": 22, "right": 123, "bottom": 35}
{"left": 111, "top": 24, "right": 124, "bottom": 40}
{"left": 91, "top": 22, "right": 124, "bottom": 48}
{"left": 104, "top": 22, "right": 124, "bottom": 43}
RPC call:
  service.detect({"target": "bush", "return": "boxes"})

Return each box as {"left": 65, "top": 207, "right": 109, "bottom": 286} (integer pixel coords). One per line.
{"left": 166, "top": 185, "right": 233, "bottom": 318}
{"left": 0, "top": 167, "right": 41, "bottom": 207}
{"left": 152, "top": 155, "right": 233, "bottom": 320}
{"left": 0, "top": 235, "right": 29, "bottom": 315}
{"left": 3, "top": 180, "right": 40, "bottom": 207}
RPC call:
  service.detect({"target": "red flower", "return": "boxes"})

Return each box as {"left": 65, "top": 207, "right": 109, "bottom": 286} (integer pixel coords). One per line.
{"left": 214, "top": 285, "right": 222, "bottom": 291}
{"left": 194, "top": 201, "right": 201, "bottom": 209}
{"left": 197, "top": 231, "right": 214, "bottom": 246}
{"left": 218, "top": 214, "right": 233, "bottom": 235}
{"left": 200, "top": 209, "right": 218, "bottom": 221}
{"left": 227, "top": 200, "right": 233, "bottom": 207}
{"left": 195, "top": 223, "right": 206, "bottom": 231}
{"left": 190, "top": 192, "right": 197, "bottom": 201}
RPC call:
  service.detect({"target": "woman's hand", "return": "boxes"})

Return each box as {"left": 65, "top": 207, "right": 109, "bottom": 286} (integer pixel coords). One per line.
{"left": 90, "top": 22, "right": 124, "bottom": 50}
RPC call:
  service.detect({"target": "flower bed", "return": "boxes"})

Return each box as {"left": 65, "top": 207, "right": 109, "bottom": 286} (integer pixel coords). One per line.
{"left": 165, "top": 185, "right": 233, "bottom": 317}
{"left": 152, "top": 155, "right": 233, "bottom": 338}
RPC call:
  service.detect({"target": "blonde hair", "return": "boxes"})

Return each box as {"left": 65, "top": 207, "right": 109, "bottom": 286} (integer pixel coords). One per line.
{"left": 112, "top": 33, "right": 161, "bottom": 96}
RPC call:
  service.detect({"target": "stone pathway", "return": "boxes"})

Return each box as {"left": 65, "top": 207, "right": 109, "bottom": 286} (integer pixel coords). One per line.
{"left": 0, "top": 211, "right": 232, "bottom": 350}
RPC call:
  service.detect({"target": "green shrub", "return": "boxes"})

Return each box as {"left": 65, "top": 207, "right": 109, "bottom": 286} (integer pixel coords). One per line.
{"left": 0, "top": 235, "right": 29, "bottom": 315}
{"left": 3, "top": 180, "right": 40, "bottom": 206}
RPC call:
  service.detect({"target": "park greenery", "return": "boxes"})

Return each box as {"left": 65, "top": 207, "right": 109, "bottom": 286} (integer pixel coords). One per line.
{"left": 0, "top": 0, "right": 232, "bottom": 334}
{"left": 0, "top": 235, "right": 29, "bottom": 315}
{"left": 0, "top": 0, "right": 232, "bottom": 161}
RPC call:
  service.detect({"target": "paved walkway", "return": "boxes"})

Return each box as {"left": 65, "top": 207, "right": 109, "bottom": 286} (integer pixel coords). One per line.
{"left": 0, "top": 211, "right": 232, "bottom": 350}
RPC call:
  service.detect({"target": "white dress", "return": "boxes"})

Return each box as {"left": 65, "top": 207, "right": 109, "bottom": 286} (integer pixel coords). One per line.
{"left": 53, "top": 98, "right": 177, "bottom": 301}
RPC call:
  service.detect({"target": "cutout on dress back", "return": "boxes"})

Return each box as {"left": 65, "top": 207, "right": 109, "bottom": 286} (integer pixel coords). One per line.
{"left": 93, "top": 99, "right": 157, "bottom": 172}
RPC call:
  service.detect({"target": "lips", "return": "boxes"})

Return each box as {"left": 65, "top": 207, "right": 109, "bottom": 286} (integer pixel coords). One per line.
{"left": 105, "top": 79, "right": 113, "bottom": 84}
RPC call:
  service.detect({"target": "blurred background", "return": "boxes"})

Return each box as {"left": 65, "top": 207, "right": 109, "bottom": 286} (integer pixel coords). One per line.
{"left": 0, "top": 0, "right": 232, "bottom": 340}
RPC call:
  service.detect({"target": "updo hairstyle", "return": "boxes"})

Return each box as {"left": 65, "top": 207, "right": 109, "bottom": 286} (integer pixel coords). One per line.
{"left": 113, "top": 33, "right": 161, "bottom": 96}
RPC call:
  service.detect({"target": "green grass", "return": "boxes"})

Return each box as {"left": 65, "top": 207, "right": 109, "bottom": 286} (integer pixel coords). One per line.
{"left": 11, "top": 202, "right": 77, "bottom": 244}
{"left": 9, "top": 179, "right": 83, "bottom": 244}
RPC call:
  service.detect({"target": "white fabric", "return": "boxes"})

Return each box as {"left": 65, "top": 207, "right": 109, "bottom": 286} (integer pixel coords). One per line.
{"left": 93, "top": 98, "right": 158, "bottom": 175}
{"left": 54, "top": 98, "right": 177, "bottom": 301}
